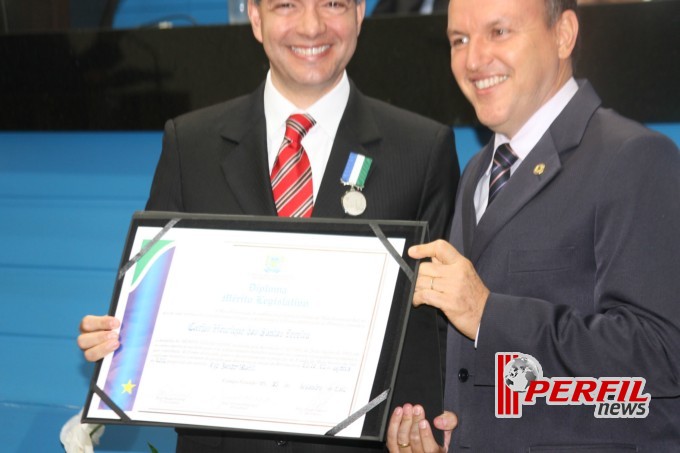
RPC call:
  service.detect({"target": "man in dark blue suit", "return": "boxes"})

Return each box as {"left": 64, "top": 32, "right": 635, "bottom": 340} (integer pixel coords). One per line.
{"left": 387, "top": 0, "right": 680, "bottom": 451}
{"left": 78, "top": 0, "right": 460, "bottom": 451}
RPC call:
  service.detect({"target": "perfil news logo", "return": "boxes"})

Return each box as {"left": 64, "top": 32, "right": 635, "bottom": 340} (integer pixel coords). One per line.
{"left": 495, "top": 353, "right": 650, "bottom": 419}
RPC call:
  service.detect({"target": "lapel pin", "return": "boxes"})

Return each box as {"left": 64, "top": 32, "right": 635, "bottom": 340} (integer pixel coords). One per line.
{"left": 533, "top": 163, "right": 546, "bottom": 175}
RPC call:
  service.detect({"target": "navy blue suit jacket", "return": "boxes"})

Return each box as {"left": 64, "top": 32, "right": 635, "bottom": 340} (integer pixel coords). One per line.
{"left": 445, "top": 80, "right": 680, "bottom": 452}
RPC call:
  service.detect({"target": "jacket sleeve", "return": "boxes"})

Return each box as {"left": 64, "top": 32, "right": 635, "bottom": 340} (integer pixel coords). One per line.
{"left": 416, "top": 124, "right": 460, "bottom": 241}
{"left": 145, "top": 119, "right": 184, "bottom": 212}
{"left": 476, "top": 133, "right": 680, "bottom": 397}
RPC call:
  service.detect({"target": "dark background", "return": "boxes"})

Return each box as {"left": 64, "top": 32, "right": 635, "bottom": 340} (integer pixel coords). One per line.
{"left": 1, "top": 1, "right": 678, "bottom": 130}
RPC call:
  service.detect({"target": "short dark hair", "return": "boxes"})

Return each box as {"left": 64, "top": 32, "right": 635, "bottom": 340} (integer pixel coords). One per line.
{"left": 545, "top": 0, "right": 577, "bottom": 26}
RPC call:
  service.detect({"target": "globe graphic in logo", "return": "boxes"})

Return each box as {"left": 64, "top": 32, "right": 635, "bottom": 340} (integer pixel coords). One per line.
{"left": 504, "top": 355, "right": 543, "bottom": 393}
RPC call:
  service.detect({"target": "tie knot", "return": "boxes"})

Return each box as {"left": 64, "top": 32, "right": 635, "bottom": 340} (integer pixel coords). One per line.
{"left": 493, "top": 143, "right": 518, "bottom": 170}
{"left": 285, "top": 113, "right": 316, "bottom": 144}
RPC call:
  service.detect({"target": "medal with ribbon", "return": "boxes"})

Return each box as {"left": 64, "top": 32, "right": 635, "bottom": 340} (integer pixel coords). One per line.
{"left": 340, "top": 152, "right": 372, "bottom": 216}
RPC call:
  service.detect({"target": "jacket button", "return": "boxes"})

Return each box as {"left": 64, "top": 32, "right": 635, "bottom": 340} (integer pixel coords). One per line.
{"left": 458, "top": 368, "right": 469, "bottom": 382}
{"left": 276, "top": 440, "right": 288, "bottom": 447}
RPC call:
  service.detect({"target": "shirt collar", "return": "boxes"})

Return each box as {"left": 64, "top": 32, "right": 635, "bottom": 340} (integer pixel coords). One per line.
{"left": 263, "top": 71, "right": 350, "bottom": 142}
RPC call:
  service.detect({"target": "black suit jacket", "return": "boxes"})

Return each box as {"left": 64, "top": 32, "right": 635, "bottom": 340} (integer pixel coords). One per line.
{"left": 445, "top": 81, "right": 680, "bottom": 451}
{"left": 146, "top": 81, "right": 460, "bottom": 452}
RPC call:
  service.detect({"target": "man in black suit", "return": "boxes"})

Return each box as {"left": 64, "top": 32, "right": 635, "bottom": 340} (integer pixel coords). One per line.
{"left": 78, "top": 0, "right": 460, "bottom": 451}
{"left": 387, "top": 0, "right": 680, "bottom": 451}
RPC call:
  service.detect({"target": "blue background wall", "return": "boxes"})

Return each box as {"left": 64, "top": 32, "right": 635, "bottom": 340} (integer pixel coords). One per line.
{"left": 0, "top": 127, "right": 475, "bottom": 452}
{"left": 1, "top": 125, "right": 678, "bottom": 452}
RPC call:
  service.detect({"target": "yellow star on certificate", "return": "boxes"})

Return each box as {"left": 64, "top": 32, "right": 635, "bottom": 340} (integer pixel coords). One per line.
{"left": 121, "top": 379, "right": 137, "bottom": 395}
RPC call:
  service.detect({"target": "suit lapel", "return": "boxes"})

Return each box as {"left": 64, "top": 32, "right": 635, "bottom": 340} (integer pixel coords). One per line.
{"left": 313, "top": 83, "right": 381, "bottom": 218}
{"left": 470, "top": 140, "right": 562, "bottom": 263}
{"left": 216, "top": 82, "right": 382, "bottom": 219}
{"left": 453, "top": 143, "right": 493, "bottom": 256}
{"left": 469, "top": 80, "right": 602, "bottom": 264}
{"left": 219, "top": 85, "right": 278, "bottom": 216}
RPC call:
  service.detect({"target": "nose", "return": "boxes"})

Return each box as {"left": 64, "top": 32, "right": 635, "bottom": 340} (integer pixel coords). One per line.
{"left": 297, "top": 6, "right": 325, "bottom": 37}
{"left": 465, "top": 37, "right": 491, "bottom": 72}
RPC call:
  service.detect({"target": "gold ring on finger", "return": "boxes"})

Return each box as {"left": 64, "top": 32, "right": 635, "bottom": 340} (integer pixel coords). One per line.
{"left": 398, "top": 441, "right": 410, "bottom": 448}
{"left": 430, "top": 277, "right": 435, "bottom": 291}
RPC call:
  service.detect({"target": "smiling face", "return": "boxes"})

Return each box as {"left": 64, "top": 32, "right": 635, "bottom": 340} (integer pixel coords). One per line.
{"left": 447, "top": 0, "right": 577, "bottom": 138}
{"left": 249, "top": 0, "right": 365, "bottom": 108}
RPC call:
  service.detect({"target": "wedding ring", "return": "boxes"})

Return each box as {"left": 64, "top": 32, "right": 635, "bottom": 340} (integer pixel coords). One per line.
{"left": 398, "top": 441, "right": 410, "bottom": 448}
{"left": 430, "top": 277, "right": 435, "bottom": 291}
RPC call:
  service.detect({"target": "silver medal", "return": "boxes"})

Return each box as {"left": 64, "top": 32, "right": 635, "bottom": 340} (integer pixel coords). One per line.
{"left": 341, "top": 189, "right": 367, "bottom": 216}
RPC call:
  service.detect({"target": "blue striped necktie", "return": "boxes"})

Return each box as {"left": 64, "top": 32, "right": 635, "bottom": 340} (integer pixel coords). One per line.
{"left": 488, "top": 143, "right": 518, "bottom": 205}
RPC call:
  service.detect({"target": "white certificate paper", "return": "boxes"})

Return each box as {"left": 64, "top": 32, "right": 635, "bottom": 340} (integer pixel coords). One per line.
{"left": 85, "top": 220, "right": 409, "bottom": 439}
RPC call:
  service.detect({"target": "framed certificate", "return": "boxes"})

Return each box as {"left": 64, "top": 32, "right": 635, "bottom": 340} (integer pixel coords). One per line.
{"left": 83, "top": 212, "right": 427, "bottom": 444}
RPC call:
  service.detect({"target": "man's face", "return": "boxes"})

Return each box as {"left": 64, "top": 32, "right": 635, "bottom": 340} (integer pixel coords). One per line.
{"left": 249, "top": 0, "right": 365, "bottom": 107}
{"left": 447, "top": 0, "right": 575, "bottom": 138}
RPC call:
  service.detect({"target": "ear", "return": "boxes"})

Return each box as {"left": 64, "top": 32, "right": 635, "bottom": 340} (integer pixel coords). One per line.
{"left": 555, "top": 9, "right": 578, "bottom": 60}
{"left": 248, "top": 0, "right": 263, "bottom": 44}
{"left": 355, "top": 0, "right": 366, "bottom": 35}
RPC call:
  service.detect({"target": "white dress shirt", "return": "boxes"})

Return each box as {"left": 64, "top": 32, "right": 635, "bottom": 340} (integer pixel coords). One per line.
{"left": 263, "top": 71, "right": 350, "bottom": 200}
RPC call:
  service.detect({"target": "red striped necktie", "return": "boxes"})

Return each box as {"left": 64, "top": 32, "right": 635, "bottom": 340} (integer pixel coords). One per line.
{"left": 271, "top": 113, "right": 316, "bottom": 218}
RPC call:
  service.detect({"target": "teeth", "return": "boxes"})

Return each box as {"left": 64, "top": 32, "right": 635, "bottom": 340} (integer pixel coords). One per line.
{"left": 474, "top": 75, "right": 508, "bottom": 89}
{"left": 292, "top": 45, "right": 330, "bottom": 56}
